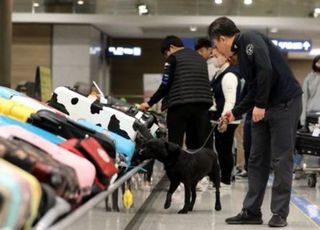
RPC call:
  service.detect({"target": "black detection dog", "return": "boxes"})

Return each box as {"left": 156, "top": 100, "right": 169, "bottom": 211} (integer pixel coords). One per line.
{"left": 139, "top": 138, "right": 221, "bottom": 214}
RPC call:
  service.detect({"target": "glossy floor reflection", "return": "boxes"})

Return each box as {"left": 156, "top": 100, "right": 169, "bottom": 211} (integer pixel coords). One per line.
{"left": 67, "top": 172, "right": 320, "bottom": 230}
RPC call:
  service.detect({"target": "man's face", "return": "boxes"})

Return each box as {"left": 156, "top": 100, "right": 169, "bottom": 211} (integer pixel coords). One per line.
{"left": 213, "top": 36, "right": 233, "bottom": 58}
{"left": 197, "top": 47, "right": 212, "bottom": 60}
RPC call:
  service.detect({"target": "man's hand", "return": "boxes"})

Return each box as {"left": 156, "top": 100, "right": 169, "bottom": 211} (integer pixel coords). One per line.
{"left": 139, "top": 102, "right": 150, "bottom": 112}
{"left": 252, "top": 106, "right": 265, "bottom": 123}
{"left": 218, "top": 117, "right": 228, "bottom": 133}
{"left": 223, "top": 111, "right": 235, "bottom": 123}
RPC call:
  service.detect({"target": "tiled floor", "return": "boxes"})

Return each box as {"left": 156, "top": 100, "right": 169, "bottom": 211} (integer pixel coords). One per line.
{"left": 67, "top": 170, "right": 320, "bottom": 230}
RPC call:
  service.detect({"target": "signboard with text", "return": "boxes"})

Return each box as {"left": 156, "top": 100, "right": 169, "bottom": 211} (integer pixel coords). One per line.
{"left": 271, "top": 39, "right": 312, "bottom": 52}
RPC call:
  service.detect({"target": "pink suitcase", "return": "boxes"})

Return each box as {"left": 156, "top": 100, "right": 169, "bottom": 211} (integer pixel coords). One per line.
{"left": 0, "top": 125, "right": 96, "bottom": 198}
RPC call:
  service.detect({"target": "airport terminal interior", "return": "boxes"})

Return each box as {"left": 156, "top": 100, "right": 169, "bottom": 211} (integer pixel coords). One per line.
{"left": 0, "top": 0, "right": 320, "bottom": 229}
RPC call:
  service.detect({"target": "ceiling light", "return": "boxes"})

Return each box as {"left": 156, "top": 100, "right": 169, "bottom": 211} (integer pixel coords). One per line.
{"left": 244, "top": 0, "right": 253, "bottom": 5}
{"left": 189, "top": 26, "right": 197, "bottom": 32}
{"left": 314, "top": 8, "right": 320, "bottom": 18}
{"left": 310, "top": 48, "right": 320, "bottom": 56}
{"left": 214, "top": 0, "right": 223, "bottom": 5}
{"left": 33, "top": 2, "right": 40, "bottom": 7}
{"left": 77, "top": 0, "right": 84, "bottom": 5}
{"left": 138, "top": 4, "right": 149, "bottom": 15}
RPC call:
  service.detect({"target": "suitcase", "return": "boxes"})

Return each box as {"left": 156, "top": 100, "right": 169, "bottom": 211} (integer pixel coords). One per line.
{"left": 28, "top": 110, "right": 116, "bottom": 158}
{"left": 76, "top": 118, "right": 136, "bottom": 164}
{"left": 306, "top": 111, "right": 320, "bottom": 132}
{"left": 0, "top": 86, "right": 57, "bottom": 112}
{"left": 48, "top": 87, "right": 138, "bottom": 141}
{"left": 103, "top": 96, "right": 160, "bottom": 136}
{"left": 0, "top": 85, "right": 23, "bottom": 99}
{"left": 0, "top": 115, "right": 64, "bottom": 144}
{"left": 0, "top": 158, "right": 41, "bottom": 230}
{"left": 59, "top": 137, "right": 118, "bottom": 191}
{"left": 0, "top": 97, "right": 36, "bottom": 122}
{"left": 0, "top": 165, "right": 26, "bottom": 230}
{"left": 296, "top": 131, "right": 320, "bottom": 156}
{"left": 0, "top": 136, "right": 80, "bottom": 201}
{"left": 0, "top": 125, "right": 96, "bottom": 198}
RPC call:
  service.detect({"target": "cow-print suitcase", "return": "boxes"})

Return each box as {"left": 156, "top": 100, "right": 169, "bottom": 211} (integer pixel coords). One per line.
{"left": 48, "top": 86, "right": 150, "bottom": 141}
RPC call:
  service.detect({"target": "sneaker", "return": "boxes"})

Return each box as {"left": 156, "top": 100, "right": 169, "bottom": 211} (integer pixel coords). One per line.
{"left": 236, "top": 170, "right": 248, "bottom": 178}
{"left": 225, "top": 209, "right": 263, "bottom": 225}
{"left": 268, "top": 214, "right": 287, "bottom": 227}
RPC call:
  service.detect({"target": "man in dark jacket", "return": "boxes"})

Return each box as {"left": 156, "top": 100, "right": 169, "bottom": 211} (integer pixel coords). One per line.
{"left": 139, "top": 35, "right": 213, "bottom": 150}
{"left": 208, "top": 17, "right": 302, "bottom": 227}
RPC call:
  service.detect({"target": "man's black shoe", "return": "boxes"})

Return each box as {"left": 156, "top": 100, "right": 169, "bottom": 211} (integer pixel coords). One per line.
{"left": 225, "top": 209, "right": 263, "bottom": 224}
{"left": 268, "top": 214, "right": 287, "bottom": 227}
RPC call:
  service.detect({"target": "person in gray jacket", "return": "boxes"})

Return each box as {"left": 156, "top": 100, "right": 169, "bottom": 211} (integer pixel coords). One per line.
{"left": 300, "top": 55, "right": 320, "bottom": 128}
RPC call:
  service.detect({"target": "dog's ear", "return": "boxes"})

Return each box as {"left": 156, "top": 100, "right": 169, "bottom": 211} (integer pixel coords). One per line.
{"left": 165, "top": 141, "right": 180, "bottom": 153}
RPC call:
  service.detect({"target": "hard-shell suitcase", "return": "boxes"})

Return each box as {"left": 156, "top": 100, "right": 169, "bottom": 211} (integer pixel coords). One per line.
{"left": 103, "top": 95, "right": 160, "bottom": 136}
{"left": 0, "top": 125, "right": 96, "bottom": 198}
{"left": 0, "top": 85, "right": 23, "bottom": 99}
{"left": 0, "top": 158, "right": 42, "bottom": 230}
{"left": 296, "top": 131, "right": 320, "bottom": 156}
{"left": 0, "top": 115, "right": 64, "bottom": 144}
{"left": 48, "top": 87, "right": 139, "bottom": 141}
{"left": 59, "top": 137, "right": 118, "bottom": 191}
{"left": 76, "top": 118, "right": 136, "bottom": 164}
{"left": 0, "top": 165, "right": 25, "bottom": 229}
{"left": 0, "top": 136, "right": 80, "bottom": 201}
{"left": 0, "top": 86, "right": 57, "bottom": 112}
{"left": 28, "top": 110, "right": 116, "bottom": 158}
{"left": 0, "top": 97, "right": 36, "bottom": 122}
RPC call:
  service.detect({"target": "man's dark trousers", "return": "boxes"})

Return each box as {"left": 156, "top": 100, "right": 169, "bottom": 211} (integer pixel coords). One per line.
{"left": 242, "top": 95, "right": 302, "bottom": 218}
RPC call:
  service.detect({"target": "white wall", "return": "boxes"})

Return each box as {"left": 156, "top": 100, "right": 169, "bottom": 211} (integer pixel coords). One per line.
{"left": 52, "top": 24, "right": 110, "bottom": 93}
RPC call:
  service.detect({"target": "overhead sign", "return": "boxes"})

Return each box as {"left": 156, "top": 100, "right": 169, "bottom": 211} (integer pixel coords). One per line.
{"left": 107, "top": 46, "right": 141, "bottom": 56}
{"left": 271, "top": 39, "right": 312, "bottom": 52}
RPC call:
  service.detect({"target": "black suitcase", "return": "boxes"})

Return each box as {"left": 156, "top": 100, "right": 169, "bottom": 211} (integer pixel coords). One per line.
{"left": 296, "top": 131, "right": 320, "bottom": 156}
{"left": 27, "top": 110, "right": 116, "bottom": 158}
{"left": 306, "top": 111, "right": 320, "bottom": 129}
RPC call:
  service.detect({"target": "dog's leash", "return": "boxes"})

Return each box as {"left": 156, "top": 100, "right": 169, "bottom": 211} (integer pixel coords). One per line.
{"left": 184, "top": 121, "right": 220, "bottom": 154}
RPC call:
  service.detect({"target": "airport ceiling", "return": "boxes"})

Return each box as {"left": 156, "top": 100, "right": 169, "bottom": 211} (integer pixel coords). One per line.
{"left": 13, "top": 0, "right": 320, "bottom": 38}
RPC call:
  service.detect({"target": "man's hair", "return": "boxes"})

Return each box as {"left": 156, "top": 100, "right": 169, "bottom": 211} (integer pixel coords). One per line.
{"left": 160, "top": 35, "right": 184, "bottom": 54}
{"left": 312, "top": 55, "right": 320, "bottom": 72}
{"left": 208, "top": 17, "right": 240, "bottom": 40}
{"left": 195, "top": 38, "right": 212, "bottom": 51}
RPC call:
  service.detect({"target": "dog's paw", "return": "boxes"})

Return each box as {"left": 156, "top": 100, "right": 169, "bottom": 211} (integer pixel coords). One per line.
{"left": 188, "top": 206, "right": 194, "bottom": 211}
{"left": 105, "top": 206, "right": 111, "bottom": 212}
{"left": 178, "top": 209, "right": 188, "bottom": 214}
{"left": 215, "top": 203, "right": 222, "bottom": 211}
{"left": 164, "top": 199, "right": 171, "bottom": 209}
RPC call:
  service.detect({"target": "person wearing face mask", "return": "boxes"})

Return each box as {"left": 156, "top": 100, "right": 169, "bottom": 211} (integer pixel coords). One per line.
{"left": 210, "top": 48, "right": 241, "bottom": 188}
{"left": 300, "top": 55, "right": 320, "bottom": 129}
{"left": 208, "top": 17, "right": 302, "bottom": 227}
{"left": 195, "top": 38, "right": 218, "bottom": 81}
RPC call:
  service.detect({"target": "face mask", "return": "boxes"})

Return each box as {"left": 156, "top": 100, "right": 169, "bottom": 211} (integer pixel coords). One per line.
{"left": 314, "top": 61, "right": 320, "bottom": 72}
{"left": 212, "top": 55, "right": 227, "bottom": 68}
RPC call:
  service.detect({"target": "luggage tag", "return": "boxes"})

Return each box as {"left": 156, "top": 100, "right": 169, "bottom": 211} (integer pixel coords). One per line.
{"left": 312, "top": 125, "right": 320, "bottom": 137}
{"left": 123, "top": 183, "right": 133, "bottom": 209}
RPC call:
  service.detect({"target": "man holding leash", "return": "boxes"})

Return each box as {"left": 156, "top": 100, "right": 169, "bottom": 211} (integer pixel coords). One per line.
{"left": 208, "top": 17, "right": 302, "bottom": 227}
